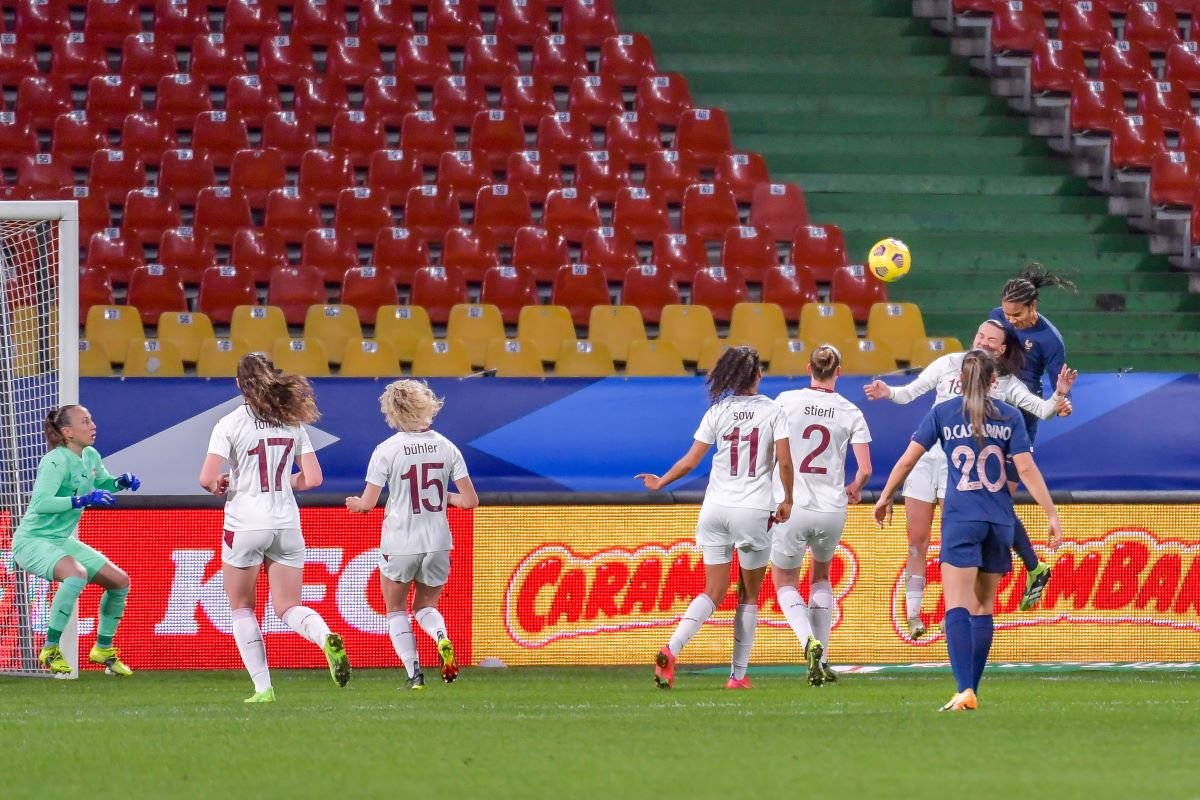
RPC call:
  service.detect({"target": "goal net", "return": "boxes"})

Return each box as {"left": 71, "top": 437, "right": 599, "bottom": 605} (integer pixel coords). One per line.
{"left": 0, "top": 202, "right": 79, "bottom": 678}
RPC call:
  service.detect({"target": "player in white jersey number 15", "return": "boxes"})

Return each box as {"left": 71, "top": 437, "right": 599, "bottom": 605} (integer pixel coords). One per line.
{"left": 199, "top": 353, "right": 352, "bottom": 703}
{"left": 346, "top": 380, "right": 478, "bottom": 690}
{"left": 636, "top": 346, "right": 793, "bottom": 690}
{"left": 771, "top": 345, "right": 872, "bottom": 687}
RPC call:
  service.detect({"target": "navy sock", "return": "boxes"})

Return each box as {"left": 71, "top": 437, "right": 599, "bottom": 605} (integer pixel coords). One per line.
{"left": 1012, "top": 517, "right": 1039, "bottom": 572}
{"left": 944, "top": 607, "right": 973, "bottom": 692}
{"left": 969, "top": 613, "right": 994, "bottom": 692}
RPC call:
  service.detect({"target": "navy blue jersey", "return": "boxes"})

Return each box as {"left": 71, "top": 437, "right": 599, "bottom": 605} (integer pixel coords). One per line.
{"left": 912, "top": 397, "right": 1032, "bottom": 524}
{"left": 989, "top": 307, "right": 1066, "bottom": 441}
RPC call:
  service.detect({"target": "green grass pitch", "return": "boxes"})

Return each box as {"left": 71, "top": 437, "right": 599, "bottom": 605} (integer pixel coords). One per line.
{"left": 2, "top": 668, "right": 1197, "bottom": 798}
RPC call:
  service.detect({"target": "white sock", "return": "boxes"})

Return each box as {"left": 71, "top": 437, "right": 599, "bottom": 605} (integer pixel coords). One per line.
{"left": 776, "top": 584, "right": 814, "bottom": 645}
{"left": 809, "top": 580, "right": 833, "bottom": 664}
{"left": 281, "top": 606, "right": 333, "bottom": 648}
{"left": 905, "top": 574, "right": 926, "bottom": 620}
{"left": 730, "top": 603, "right": 758, "bottom": 680}
{"left": 667, "top": 594, "right": 716, "bottom": 656}
{"left": 387, "top": 611, "right": 420, "bottom": 678}
{"left": 414, "top": 607, "right": 448, "bottom": 644}
{"left": 231, "top": 607, "right": 271, "bottom": 692}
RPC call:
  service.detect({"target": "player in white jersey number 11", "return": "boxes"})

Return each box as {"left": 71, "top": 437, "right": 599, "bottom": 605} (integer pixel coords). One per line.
{"left": 636, "top": 346, "right": 793, "bottom": 690}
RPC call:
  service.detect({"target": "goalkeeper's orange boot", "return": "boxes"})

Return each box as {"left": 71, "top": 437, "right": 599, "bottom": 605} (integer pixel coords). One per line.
{"left": 654, "top": 646, "right": 676, "bottom": 689}
{"left": 939, "top": 688, "right": 978, "bottom": 712}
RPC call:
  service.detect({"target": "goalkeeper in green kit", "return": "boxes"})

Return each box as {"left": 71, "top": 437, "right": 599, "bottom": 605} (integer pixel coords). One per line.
{"left": 12, "top": 405, "right": 141, "bottom": 676}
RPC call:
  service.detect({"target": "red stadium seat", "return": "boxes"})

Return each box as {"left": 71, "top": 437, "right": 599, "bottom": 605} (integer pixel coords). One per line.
{"left": 675, "top": 108, "right": 733, "bottom": 164}
{"left": 470, "top": 109, "right": 526, "bottom": 170}
{"left": 258, "top": 36, "right": 315, "bottom": 84}
{"left": 358, "top": 0, "right": 416, "bottom": 45}
{"left": 831, "top": 264, "right": 888, "bottom": 324}
{"left": 682, "top": 183, "right": 740, "bottom": 240}
{"left": 612, "top": 186, "right": 670, "bottom": 241}
{"left": 620, "top": 263, "right": 679, "bottom": 324}
{"left": 1166, "top": 42, "right": 1200, "bottom": 92}
{"left": 442, "top": 226, "right": 500, "bottom": 283}
{"left": 1109, "top": 113, "right": 1168, "bottom": 175}
{"left": 636, "top": 73, "right": 693, "bottom": 126}
{"left": 568, "top": 75, "right": 625, "bottom": 127}
{"left": 294, "top": 76, "right": 349, "bottom": 128}
{"left": 156, "top": 74, "right": 213, "bottom": 130}
{"left": 16, "top": 76, "right": 72, "bottom": 130}
{"left": 1149, "top": 148, "right": 1200, "bottom": 208}
{"left": 301, "top": 227, "right": 359, "bottom": 284}
{"left": 531, "top": 34, "right": 588, "bottom": 87}
{"left": 431, "top": 75, "right": 490, "bottom": 129}
{"left": 749, "top": 182, "right": 809, "bottom": 241}
{"left": 791, "top": 223, "right": 848, "bottom": 283}
{"left": 1175, "top": 114, "right": 1200, "bottom": 152}
{"left": 191, "top": 111, "right": 250, "bottom": 169}
{"left": 79, "top": 267, "right": 115, "bottom": 324}
{"left": 374, "top": 227, "right": 430, "bottom": 287}
{"left": 410, "top": 265, "right": 468, "bottom": 324}
{"left": 15, "top": 1, "right": 70, "bottom": 45}
{"left": 581, "top": 225, "right": 639, "bottom": 282}
{"left": 290, "top": 0, "right": 350, "bottom": 44}
{"left": 16, "top": 153, "right": 73, "bottom": 194}
{"left": 120, "top": 113, "right": 178, "bottom": 166}
{"left": 396, "top": 33, "right": 453, "bottom": 87}
{"left": 341, "top": 265, "right": 399, "bottom": 325}
{"left": 86, "top": 226, "right": 144, "bottom": 285}
{"left": 495, "top": 0, "right": 551, "bottom": 46}
{"left": 403, "top": 185, "right": 459, "bottom": 242}
{"left": 363, "top": 75, "right": 421, "bottom": 126}
{"left": 575, "top": 150, "right": 631, "bottom": 204}
{"left": 327, "top": 36, "right": 385, "bottom": 85}
{"left": 1058, "top": 0, "right": 1116, "bottom": 53}
{"left": 154, "top": 0, "right": 209, "bottom": 47}
{"left": 722, "top": 225, "right": 777, "bottom": 284}
{"left": 475, "top": 183, "right": 534, "bottom": 239}
{"left": 552, "top": 262, "right": 610, "bottom": 325}
{"left": 481, "top": 264, "right": 539, "bottom": 324}
{"left": 197, "top": 265, "right": 257, "bottom": 325}
{"left": 225, "top": 75, "right": 283, "bottom": 128}
{"left": 298, "top": 149, "right": 355, "bottom": 207}
{"left": 536, "top": 112, "right": 592, "bottom": 168}
{"left": 159, "top": 225, "right": 217, "bottom": 285}
{"left": 0, "top": 114, "right": 35, "bottom": 172}
{"left": 435, "top": 150, "right": 490, "bottom": 205}
{"left": 691, "top": 266, "right": 748, "bottom": 324}
{"left": 463, "top": 34, "right": 520, "bottom": 87}
{"left": 512, "top": 225, "right": 570, "bottom": 284}
{"left": 127, "top": 263, "right": 188, "bottom": 326}
{"left": 365, "top": 149, "right": 420, "bottom": 206}
{"left": 193, "top": 186, "right": 253, "bottom": 245}
{"left": 1138, "top": 78, "right": 1193, "bottom": 132}
{"left": 989, "top": 0, "right": 1046, "bottom": 54}
{"left": 230, "top": 228, "right": 288, "bottom": 283}
{"left": 264, "top": 186, "right": 322, "bottom": 243}
{"left": 1098, "top": 41, "right": 1156, "bottom": 93}
{"left": 67, "top": 185, "right": 110, "bottom": 242}
{"left": 605, "top": 111, "right": 661, "bottom": 164}
{"left": 601, "top": 34, "right": 658, "bottom": 87}
{"left": 230, "top": 148, "right": 287, "bottom": 209}
{"left": 1069, "top": 78, "right": 1126, "bottom": 134}
{"left": 158, "top": 148, "right": 217, "bottom": 205}
{"left": 762, "top": 264, "right": 818, "bottom": 322}
{"left": 89, "top": 149, "right": 145, "bottom": 206}
{"left": 50, "top": 34, "right": 107, "bottom": 87}
{"left": 336, "top": 186, "right": 394, "bottom": 243}
{"left": 223, "top": 0, "right": 281, "bottom": 48}
{"left": 645, "top": 148, "right": 699, "bottom": 204}
{"left": 1030, "top": 39, "right": 1087, "bottom": 96}
{"left": 51, "top": 112, "right": 105, "bottom": 169}
{"left": 268, "top": 265, "right": 327, "bottom": 326}
{"left": 1123, "top": 1, "right": 1181, "bottom": 54}
{"left": 561, "top": 0, "right": 618, "bottom": 46}
{"left": 331, "top": 110, "right": 388, "bottom": 167}
{"left": 123, "top": 187, "right": 182, "bottom": 245}
{"left": 121, "top": 33, "right": 177, "bottom": 86}
{"left": 84, "top": 0, "right": 140, "bottom": 47}
{"left": 401, "top": 110, "right": 455, "bottom": 167}
{"left": 500, "top": 75, "right": 557, "bottom": 127}
{"left": 506, "top": 149, "right": 564, "bottom": 202}
{"left": 543, "top": 188, "right": 602, "bottom": 241}
{"left": 652, "top": 231, "right": 708, "bottom": 283}
{"left": 262, "top": 112, "right": 319, "bottom": 167}
{"left": 426, "top": 0, "right": 484, "bottom": 46}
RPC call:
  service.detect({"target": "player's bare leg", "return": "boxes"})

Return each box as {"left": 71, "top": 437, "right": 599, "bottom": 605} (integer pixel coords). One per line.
{"left": 904, "top": 497, "right": 935, "bottom": 640}
{"left": 413, "top": 582, "right": 456, "bottom": 683}
{"left": 382, "top": 576, "right": 424, "bottom": 688}
{"left": 727, "top": 564, "right": 765, "bottom": 688}
{"left": 269, "top": 559, "right": 350, "bottom": 687}
{"left": 659, "top": 563, "right": 730, "bottom": 689}
{"left": 225, "top": 562, "right": 273, "bottom": 702}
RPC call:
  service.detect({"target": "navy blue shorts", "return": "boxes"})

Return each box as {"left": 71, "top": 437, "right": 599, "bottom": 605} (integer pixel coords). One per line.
{"left": 940, "top": 519, "right": 1015, "bottom": 574}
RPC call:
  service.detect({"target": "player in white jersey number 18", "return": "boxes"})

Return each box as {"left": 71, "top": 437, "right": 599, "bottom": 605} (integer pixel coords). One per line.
{"left": 635, "top": 346, "right": 793, "bottom": 690}
{"left": 199, "top": 353, "right": 352, "bottom": 703}
{"left": 346, "top": 380, "right": 478, "bottom": 690}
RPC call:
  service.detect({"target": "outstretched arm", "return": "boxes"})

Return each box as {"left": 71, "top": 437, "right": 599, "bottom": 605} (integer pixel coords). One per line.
{"left": 636, "top": 440, "right": 710, "bottom": 492}
{"left": 872, "top": 441, "right": 926, "bottom": 526}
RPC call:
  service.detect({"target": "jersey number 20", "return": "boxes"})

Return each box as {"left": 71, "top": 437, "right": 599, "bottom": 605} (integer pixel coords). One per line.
{"left": 950, "top": 445, "right": 1007, "bottom": 492}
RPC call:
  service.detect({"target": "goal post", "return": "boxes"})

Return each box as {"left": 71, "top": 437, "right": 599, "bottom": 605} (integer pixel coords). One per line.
{"left": 0, "top": 200, "right": 79, "bottom": 678}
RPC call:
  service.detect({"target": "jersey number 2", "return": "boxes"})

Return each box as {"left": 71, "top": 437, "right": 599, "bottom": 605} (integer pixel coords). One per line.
{"left": 400, "top": 462, "right": 445, "bottom": 513}
{"left": 247, "top": 438, "right": 295, "bottom": 492}
{"left": 798, "top": 424, "right": 831, "bottom": 474}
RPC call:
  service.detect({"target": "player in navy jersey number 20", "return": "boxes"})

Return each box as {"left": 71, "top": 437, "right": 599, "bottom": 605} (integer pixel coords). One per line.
{"left": 873, "top": 350, "right": 1062, "bottom": 712}
{"left": 636, "top": 346, "right": 793, "bottom": 690}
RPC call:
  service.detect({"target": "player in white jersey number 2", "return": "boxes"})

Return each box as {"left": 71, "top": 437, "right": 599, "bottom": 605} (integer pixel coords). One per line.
{"left": 636, "top": 346, "right": 793, "bottom": 690}
{"left": 772, "top": 345, "right": 872, "bottom": 688}
{"left": 346, "top": 380, "right": 478, "bottom": 690}
{"left": 199, "top": 353, "right": 352, "bottom": 703}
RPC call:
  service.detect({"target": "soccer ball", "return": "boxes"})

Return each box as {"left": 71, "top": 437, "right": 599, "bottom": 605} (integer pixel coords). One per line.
{"left": 867, "top": 238, "right": 911, "bottom": 283}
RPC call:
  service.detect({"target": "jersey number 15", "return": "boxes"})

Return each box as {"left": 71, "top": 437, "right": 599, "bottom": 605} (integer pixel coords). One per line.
{"left": 400, "top": 462, "right": 445, "bottom": 513}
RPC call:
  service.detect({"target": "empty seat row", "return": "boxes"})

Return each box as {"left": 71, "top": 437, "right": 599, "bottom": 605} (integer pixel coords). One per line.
{"left": 988, "top": 1, "right": 1200, "bottom": 57}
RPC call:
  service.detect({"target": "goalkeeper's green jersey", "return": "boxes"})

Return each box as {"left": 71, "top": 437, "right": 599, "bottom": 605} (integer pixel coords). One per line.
{"left": 13, "top": 446, "right": 119, "bottom": 543}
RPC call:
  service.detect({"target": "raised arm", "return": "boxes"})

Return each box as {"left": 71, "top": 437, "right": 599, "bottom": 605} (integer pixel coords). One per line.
{"left": 865, "top": 356, "right": 945, "bottom": 405}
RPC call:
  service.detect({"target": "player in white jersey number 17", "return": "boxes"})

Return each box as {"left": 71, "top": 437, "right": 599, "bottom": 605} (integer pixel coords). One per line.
{"left": 636, "top": 346, "right": 793, "bottom": 690}
{"left": 346, "top": 380, "right": 478, "bottom": 690}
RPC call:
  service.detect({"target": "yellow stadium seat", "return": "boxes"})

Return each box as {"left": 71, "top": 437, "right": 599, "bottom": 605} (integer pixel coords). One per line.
{"left": 625, "top": 340, "right": 686, "bottom": 376}
{"left": 410, "top": 338, "right": 473, "bottom": 377}
{"left": 867, "top": 302, "right": 926, "bottom": 363}
{"left": 375, "top": 305, "right": 433, "bottom": 363}
{"left": 517, "top": 305, "right": 576, "bottom": 364}
{"left": 122, "top": 339, "right": 186, "bottom": 377}
{"left": 84, "top": 305, "right": 144, "bottom": 365}
{"left": 447, "top": 303, "right": 505, "bottom": 368}
{"left": 588, "top": 305, "right": 646, "bottom": 363}
{"left": 839, "top": 338, "right": 897, "bottom": 376}
{"left": 304, "top": 304, "right": 363, "bottom": 365}
{"left": 271, "top": 338, "right": 331, "bottom": 376}
{"left": 339, "top": 339, "right": 402, "bottom": 377}
{"left": 697, "top": 338, "right": 732, "bottom": 373}
{"left": 196, "top": 338, "right": 251, "bottom": 378}
{"left": 157, "top": 312, "right": 214, "bottom": 363}
{"left": 909, "top": 336, "right": 964, "bottom": 369}
{"left": 728, "top": 302, "right": 788, "bottom": 357}
{"left": 485, "top": 339, "right": 545, "bottom": 377}
{"left": 12, "top": 306, "right": 57, "bottom": 377}
{"left": 658, "top": 304, "right": 718, "bottom": 363}
{"left": 78, "top": 338, "right": 113, "bottom": 377}
{"left": 799, "top": 302, "right": 856, "bottom": 346}
{"left": 554, "top": 340, "right": 615, "bottom": 377}
{"left": 230, "top": 305, "right": 289, "bottom": 354}
{"left": 767, "top": 339, "right": 810, "bottom": 376}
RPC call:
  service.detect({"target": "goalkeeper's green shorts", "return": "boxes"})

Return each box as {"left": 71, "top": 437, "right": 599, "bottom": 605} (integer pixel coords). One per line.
{"left": 13, "top": 536, "right": 109, "bottom": 581}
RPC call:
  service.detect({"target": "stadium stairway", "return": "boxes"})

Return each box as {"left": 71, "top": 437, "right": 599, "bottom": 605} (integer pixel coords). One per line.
{"left": 616, "top": 0, "right": 1200, "bottom": 371}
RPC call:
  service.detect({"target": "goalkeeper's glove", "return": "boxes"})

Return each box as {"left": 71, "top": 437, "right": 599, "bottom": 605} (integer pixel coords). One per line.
{"left": 115, "top": 472, "right": 141, "bottom": 492}
{"left": 72, "top": 490, "right": 115, "bottom": 509}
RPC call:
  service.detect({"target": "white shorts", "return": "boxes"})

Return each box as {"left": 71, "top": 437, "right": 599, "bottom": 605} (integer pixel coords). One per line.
{"left": 378, "top": 550, "right": 451, "bottom": 586}
{"left": 696, "top": 503, "right": 773, "bottom": 568}
{"left": 902, "top": 446, "right": 947, "bottom": 504}
{"left": 771, "top": 508, "right": 848, "bottom": 568}
{"left": 222, "top": 528, "right": 305, "bottom": 569}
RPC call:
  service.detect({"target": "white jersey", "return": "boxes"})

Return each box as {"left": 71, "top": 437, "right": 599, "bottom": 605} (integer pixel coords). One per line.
{"left": 694, "top": 394, "right": 789, "bottom": 511}
{"left": 887, "top": 352, "right": 1060, "bottom": 419}
{"left": 774, "top": 387, "right": 872, "bottom": 513}
{"left": 207, "top": 404, "right": 313, "bottom": 531}
{"left": 365, "top": 429, "right": 469, "bottom": 556}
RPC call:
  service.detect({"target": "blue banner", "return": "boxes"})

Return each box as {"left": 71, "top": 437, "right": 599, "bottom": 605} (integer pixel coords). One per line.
{"left": 80, "top": 373, "right": 1200, "bottom": 496}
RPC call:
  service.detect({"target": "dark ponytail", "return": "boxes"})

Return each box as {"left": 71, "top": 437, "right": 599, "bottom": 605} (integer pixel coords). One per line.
{"left": 1001, "top": 263, "right": 1077, "bottom": 307}
{"left": 236, "top": 352, "right": 320, "bottom": 427}
{"left": 706, "top": 346, "right": 761, "bottom": 403}
{"left": 981, "top": 319, "right": 1025, "bottom": 377}
{"left": 45, "top": 405, "right": 78, "bottom": 449}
